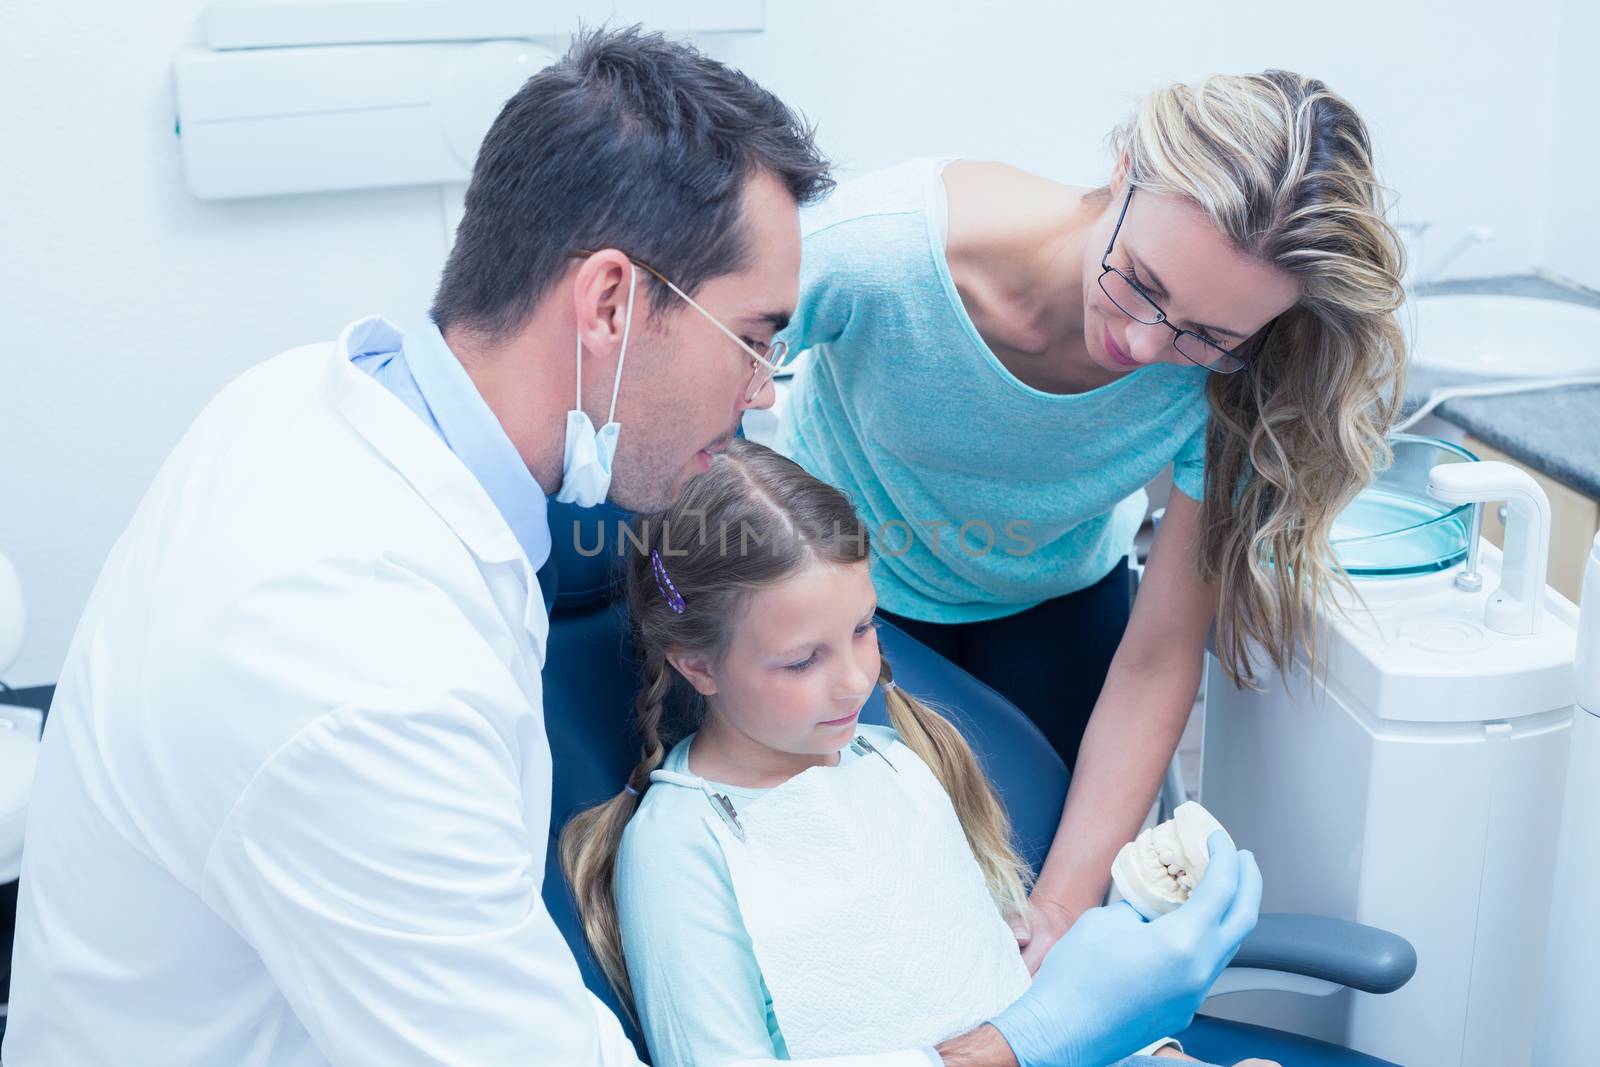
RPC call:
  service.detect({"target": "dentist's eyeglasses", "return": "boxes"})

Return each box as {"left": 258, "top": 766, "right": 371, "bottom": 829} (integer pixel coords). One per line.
{"left": 1098, "top": 187, "right": 1275, "bottom": 375}
{"left": 571, "top": 250, "right": 789, "bottom": 403}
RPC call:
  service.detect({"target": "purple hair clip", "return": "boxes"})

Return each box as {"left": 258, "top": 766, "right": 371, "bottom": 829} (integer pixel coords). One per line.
{"left": 651, "top": 548, "right": 686, "bottom": 614}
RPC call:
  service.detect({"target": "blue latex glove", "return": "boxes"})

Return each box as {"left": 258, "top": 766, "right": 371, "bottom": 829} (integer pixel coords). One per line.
{"left": 990, "top": 831, "right": 1262, "bottom": 1067}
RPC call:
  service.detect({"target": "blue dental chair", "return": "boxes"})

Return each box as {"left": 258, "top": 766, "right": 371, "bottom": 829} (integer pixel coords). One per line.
{"left": 540, "top": 501, "right": 1416, "bottom": 1067}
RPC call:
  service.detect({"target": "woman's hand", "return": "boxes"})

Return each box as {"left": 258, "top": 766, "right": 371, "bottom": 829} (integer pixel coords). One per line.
{"left": 1015, "top": 896, "right": 1087, "bottom": 975}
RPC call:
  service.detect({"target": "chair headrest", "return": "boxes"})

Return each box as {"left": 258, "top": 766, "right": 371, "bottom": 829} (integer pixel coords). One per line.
{"left": 546, "top": 499, "right": 633, "bottom": 612}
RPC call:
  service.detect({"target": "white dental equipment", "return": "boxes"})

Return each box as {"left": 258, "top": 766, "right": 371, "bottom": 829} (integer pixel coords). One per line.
{"left": 1531, "top": 531, "right": 1600, "bottom": 1060}
{"left": 1427, "top": 461, "right": 1551, "bottom": 636}
{"left": 174, "top": 2, "right": 766, "bottom": 200}
{"left": 1200, "top": 446, "right": 1577, "bottom": 1066}
{"left": 174, "top": 39, "right": 561, "bottom": 200}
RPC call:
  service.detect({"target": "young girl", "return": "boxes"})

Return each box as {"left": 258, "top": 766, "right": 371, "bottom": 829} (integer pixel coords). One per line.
{"left": 561, "top": 440, "right": 1273, "bottom": 1067}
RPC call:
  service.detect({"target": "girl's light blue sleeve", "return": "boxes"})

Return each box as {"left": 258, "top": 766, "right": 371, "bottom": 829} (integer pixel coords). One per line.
{"left": 615, "top": 799, "right": 781, "bottom": 1067}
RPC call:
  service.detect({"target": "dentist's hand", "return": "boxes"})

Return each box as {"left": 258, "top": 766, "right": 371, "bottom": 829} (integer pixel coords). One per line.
{"left": 989, "top": 832, "right": 1262, "bottom": 1067}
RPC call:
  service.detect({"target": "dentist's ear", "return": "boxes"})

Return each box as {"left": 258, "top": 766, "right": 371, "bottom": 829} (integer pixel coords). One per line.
{"left": 665, "top": 649, "right": 719, "bottom": 697}
{"left": 571, "top": 249, "right": 637, "bottom": 355}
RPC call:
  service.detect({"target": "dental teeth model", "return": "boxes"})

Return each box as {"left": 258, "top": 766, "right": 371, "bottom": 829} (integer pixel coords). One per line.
{"left": 1110, "top": 801, "right": 1233, "bottom": 920}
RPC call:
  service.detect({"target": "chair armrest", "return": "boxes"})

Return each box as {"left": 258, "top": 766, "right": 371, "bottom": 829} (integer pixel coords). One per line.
{"left": 1232, "top": 913, "right": 1417, "bottom": 994}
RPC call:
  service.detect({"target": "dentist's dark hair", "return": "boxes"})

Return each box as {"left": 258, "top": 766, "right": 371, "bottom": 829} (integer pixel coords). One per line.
{"left": 559, "top": 438, "right": 1032, "bottom": 1021}
{"left": 431, "top": 25, "right": 833, "bottom": 340}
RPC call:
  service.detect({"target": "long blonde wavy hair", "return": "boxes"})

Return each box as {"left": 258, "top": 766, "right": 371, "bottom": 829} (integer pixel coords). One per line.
{"left": 1113, "top": 71, "right": 1408, "bottom": 685}
{"left": 559, "top": 438, "right": 1033, "bottom": 1019}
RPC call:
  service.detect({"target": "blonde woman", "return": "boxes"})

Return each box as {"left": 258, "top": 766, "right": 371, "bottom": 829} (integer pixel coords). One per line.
{"left": 560, "top": 439, "right": 1267, "bottom": 1067}
{"left": 772, "top": 71, "right": 1405, "bottom": 965}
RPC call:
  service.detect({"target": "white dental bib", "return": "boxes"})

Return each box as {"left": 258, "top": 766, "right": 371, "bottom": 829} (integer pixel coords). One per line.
{"left": 654, "top": 736, "right": 1031, "bottom": 1058}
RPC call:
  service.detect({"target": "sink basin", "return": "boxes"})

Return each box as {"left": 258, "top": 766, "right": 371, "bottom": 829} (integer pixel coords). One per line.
{"left": 1331, "top": 434, "right": 1477, "bottom": 578}
{"left": 1406, "top": 293, "right": 1600, "bottom": 378}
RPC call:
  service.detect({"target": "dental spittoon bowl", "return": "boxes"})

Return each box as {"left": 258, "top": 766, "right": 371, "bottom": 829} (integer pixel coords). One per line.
{"left": 1330, "top": 434, "right": 1478, "bottom": 578}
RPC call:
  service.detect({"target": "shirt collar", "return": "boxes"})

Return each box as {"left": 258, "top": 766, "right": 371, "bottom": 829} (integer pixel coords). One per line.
{"left": 401, "top": 318, "right": 552, "bottom": 573}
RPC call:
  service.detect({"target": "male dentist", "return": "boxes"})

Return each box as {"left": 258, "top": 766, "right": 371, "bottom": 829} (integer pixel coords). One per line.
{"left": 4, "top": 27, "right": 1258, "bottom": 1067}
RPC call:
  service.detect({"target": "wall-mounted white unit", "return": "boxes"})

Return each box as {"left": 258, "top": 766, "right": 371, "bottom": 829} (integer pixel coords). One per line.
{"left": 175, "top": 39, "right": 558, "bottom": 199}
{"left": 202, "top": 0, "right": 764, "bottom": 50}
{"left": 174, "top": 1, "right": 766, "bottom": 200}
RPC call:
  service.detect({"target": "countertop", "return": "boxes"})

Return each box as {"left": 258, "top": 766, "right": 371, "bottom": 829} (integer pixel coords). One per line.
{"left": 1404, "top": 274, "right": 1600, "bottom": 499}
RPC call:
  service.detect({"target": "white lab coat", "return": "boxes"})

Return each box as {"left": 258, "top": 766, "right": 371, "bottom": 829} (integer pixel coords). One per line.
{"left": 2, "top": 326, "right": 934, "bottom": 1067}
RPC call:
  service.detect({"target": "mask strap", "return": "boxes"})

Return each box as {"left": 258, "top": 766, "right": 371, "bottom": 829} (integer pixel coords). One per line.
{"left": 605, "top": 264, "right": 638, "bottom": 425}
{"left": 573, "top": 324, "right": 583, "bottom": 410}
{"left": 573, "top": 261, "right": 639, "bottom": 420}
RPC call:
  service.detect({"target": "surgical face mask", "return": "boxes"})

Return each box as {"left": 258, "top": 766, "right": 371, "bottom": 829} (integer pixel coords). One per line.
{"left": 555, "top": 264, "right": 638, "bottom": 507}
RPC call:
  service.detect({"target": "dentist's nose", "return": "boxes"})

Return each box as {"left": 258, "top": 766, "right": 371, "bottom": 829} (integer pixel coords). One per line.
{"left": 743, "top": 375, "right": 777, "bottom": 410}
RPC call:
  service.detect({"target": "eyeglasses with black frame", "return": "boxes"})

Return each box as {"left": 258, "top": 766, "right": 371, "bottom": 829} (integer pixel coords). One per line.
{"left": 1097, "top": 187, "right": 1275, "bottom": 375}
{"left": 570, "top": 250, "right": 789, "bottom": 403}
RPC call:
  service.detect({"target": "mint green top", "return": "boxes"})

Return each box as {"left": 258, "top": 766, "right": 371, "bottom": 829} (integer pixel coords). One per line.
{"left": 615, "top": 725, "right": 900, "bottom": 1065}
{"left": 775, "top": 158, "right": 1212, "bottom": 624}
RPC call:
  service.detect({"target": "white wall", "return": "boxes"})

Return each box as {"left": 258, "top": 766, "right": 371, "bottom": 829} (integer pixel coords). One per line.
{"left": 1, "top": 2, "right": 447, "bottom": 687}
{"left": 1543, "top": 0, "right": 1600, "bottom": 285}
{"left": 709, "top": 0, "right": 1567, "bottom": 282}
{"left": 0, "top": 0, "right": 1588, "bottom": 687}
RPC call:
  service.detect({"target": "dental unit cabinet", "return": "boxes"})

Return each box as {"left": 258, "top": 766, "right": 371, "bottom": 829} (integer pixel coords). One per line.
{"left": 1531, "top": 530, "right": 1599, "bottom": 1062}
{"left": 1200, "top": 449, "right": 1578, "bottom": 1066}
